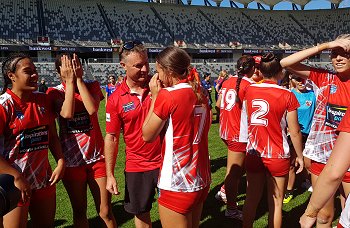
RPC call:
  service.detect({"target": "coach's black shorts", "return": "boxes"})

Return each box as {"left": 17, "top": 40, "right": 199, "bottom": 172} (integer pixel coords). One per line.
{"left": 124, "top": 168, "right": 159, "bottom": 215}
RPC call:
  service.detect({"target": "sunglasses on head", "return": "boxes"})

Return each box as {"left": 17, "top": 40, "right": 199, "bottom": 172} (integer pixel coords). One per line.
{"left": 292, "top": 77, "right": 304, "bottom": 82}
{"left": 120, "top": 40, "right": 143, "bottom": 54}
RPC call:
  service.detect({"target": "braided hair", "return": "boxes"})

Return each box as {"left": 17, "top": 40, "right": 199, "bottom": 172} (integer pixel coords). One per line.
{"left": 1, "top": 53, "right": 31, "bottom": 94}
{"left": 235, "top": 55, "right": 255, "bottom": 103}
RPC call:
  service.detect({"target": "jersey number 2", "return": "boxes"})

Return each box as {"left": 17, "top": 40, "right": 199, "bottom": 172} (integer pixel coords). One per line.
{"left": 251, "top": 99, "right": 269, "bottom": 126}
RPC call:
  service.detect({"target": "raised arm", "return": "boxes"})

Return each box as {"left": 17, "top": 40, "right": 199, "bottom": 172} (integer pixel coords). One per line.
{"left": 280, "top": 37, "right": 350, "bottom": 79}
{"left": 59, "top": 55, "right": 76, "bottom": 118}
{"left": 73, "top": 54, "right": 100, "bottom": 115}
{"left": 142, "top": 74, "right": 166, "bottom": 142}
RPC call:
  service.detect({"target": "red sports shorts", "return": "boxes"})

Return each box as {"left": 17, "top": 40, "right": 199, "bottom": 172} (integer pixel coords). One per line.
{"left": 222, "top": 139, "right": 246, "bottom": 153}
{"left": 63, "top": 159, "right": 106, "bottom": 182}
{"left": 310, "top": 160, "right": 350, "bottom": 183}
{"left": 245, "top": 153, "right": 290, "bottom": 177}
{"left": 18, "top": 184, "right": 56, "bottom": 207}
{"left": 158, "top": 186, "right": 210, "bottom": 214}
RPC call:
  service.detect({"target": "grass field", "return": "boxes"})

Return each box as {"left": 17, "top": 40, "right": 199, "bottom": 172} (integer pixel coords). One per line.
{"left": 45, "top": 92, "right": 342, "bottom": 228}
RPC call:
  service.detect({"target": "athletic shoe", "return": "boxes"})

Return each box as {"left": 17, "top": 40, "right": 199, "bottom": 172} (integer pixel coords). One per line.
{"left": 283, "top": 192, "right": 293, "bottom": 204}
{"left": 308, "top": 186, "right": 313, "bottom": 192}
{"left": 225, "top": 208, "right": 243, "bottom": 221}
{"left": 215, "top": 190, "right": 227, "bottom": 204}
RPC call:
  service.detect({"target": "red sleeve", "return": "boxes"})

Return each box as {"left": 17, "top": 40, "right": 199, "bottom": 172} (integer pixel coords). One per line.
{"left": 46, "top": 87, "right": 61, "bottom": 116}
{"left": 287, "top": 91, "right": 300, "bottom": 112}
{"left": 308, "top": 68, "right": 329, "bottom": 88}
{"left": 154, "top": 89, "right": 172, "bottom": 120}
{"left": 42, "top": 93, "right": 56, "bottom": 123}
{"left": 90, "top": 81, "right": 104, "bottom": 101}
{"left": 338, "top": 109, "right": 350, "bottom": 133}
{"left": 239, "top": 78, "right": 252, "bottom": 102}
{"left": 0, "top": 106, "right": 7, "bottom": 135}
{"left": 106, "top": 94, "right": 121, "bottom": 134}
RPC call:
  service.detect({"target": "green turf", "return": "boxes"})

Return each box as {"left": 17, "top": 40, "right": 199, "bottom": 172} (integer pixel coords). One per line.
{"left": 45, "top": 91, "right": 341, "bottom": 228}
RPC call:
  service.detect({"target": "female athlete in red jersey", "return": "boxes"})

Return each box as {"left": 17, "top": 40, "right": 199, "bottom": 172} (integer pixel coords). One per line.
{"left": 243, "top": 53, "right": 304, "bottom": 228}
{"left": 281, "top": 34, "right": 350, "bottom": 227}
{"left": 47, "top": 54, "right": 116, "bottom": 227}
{"left": 0, "top": 53, "right": 65, "bottom": 227}
{"left": 215, "top": 55, "right": 255, "bottom": 220}
{"left": 142, "top": 47, "right": 211, "bottom": 228}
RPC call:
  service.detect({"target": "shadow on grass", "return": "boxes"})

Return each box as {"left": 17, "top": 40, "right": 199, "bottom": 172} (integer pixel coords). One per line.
{"left": 210, "top": 156, "right": 227, "bottom": 173}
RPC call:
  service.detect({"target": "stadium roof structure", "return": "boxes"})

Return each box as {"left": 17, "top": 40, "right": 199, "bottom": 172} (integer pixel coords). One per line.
{"left": 209, "top": 0, "right": 342, "bottom": 9}
{"left": 229, "top": 0, "right": 340, "bottom": 7}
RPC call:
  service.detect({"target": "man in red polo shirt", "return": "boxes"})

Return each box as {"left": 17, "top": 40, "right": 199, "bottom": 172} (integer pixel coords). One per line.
{"left": 105, "top": 41, "right": 161, "bottom": 228}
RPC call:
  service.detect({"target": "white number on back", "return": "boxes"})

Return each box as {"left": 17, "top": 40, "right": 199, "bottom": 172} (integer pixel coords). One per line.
{"left": 220, "top": 88, "right": 237, "bottom": 111}
{"left": 193, "top": 105, "right": 207, "bottom": 144}
{"left": 250, "top": 99, "right": 269, "bottom": 126}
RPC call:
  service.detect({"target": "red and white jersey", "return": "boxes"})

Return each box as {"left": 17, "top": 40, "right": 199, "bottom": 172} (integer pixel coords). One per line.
{"left": 106, "top": 79, "right": 161, "bottom": 172}
{"left": 154, "top": 83, "right": 211, "bottom": 192}
{"left": 47, "top": 80, "right": 105, "bottom": 167}
{"left": 0, "top": 89, "right": 54, "bottom": 190}
{"left": 219, "top": 76, "right": 254, "bottom": 142}
{"left": 303, "top": 68, "right": 350, "bottom": 164}
{"left": 245, "top": 81, "right": 299, "bottom": 158}
{"left": 338, "top": 109, "right": 350, "bottom": 133}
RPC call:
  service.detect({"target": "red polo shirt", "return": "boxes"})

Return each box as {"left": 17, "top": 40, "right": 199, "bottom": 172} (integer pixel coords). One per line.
{"left": 106, "top": 79, "right": 161, "bottom": 172}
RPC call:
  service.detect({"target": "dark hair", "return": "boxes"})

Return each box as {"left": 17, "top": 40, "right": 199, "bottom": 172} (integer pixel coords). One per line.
{"left": 54, "top": 53, "right": 73, "bottom": 75}
{"left": 259, "top": 53, "right": 282, "bottom": 78}
{"left": 1, "top": 53, "right": 32, "bottom": 94}
{"left": 280, "top": 69, "right": 291, "bottom": 89}
{"left": 235, "top": 55, "right": 255, "bottom": 103}
{"left": 156, "top": 47, "right": 204, "bottom": 104}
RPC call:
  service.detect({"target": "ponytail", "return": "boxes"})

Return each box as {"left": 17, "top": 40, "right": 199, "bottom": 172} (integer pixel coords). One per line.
{"left": 187, "top": 67, "right": 206, "bottom": 105}
{"left": 235, "top": 55, "right": 255, "bottom": 103}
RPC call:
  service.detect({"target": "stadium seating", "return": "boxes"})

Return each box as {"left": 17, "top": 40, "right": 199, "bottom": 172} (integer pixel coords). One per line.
{"left": 0, "top": 0, "right": 346, "bottom": 48}
{"left": 0, "top": 0, "right": 39, "bottom": 45}
{"left": 42, "top": 0, "right": 110, "bottom": 47}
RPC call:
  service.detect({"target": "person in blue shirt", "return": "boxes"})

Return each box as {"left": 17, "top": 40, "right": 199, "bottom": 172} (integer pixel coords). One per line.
{"left": 201, "top": 72, "right": 213, "bottom": 121}
{"left": 284, "top": 73, "right": 316, "bottom": 204}
{"left": 201, "top": 72, "right": 212, "bottom": 106}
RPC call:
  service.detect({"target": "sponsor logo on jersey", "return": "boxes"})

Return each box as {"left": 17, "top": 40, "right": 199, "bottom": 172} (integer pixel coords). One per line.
{"left": 305, "top": 100, "right": 312, "bottom": 106}
{"left": 123, "top": 102, "right": 135, "bottom": 112}
{"left": 325, "top": 103, "right": 347, "bottom": 129}
{"left": 106, "top": 113, "right": 111, "bottom": 122}
{"left": 19, "top": 125, "right": 49, "bottom": 153}
{"left": 330, "top": 84, "right": 337, "bottom": 94}
{"left": 15, "top": 110, "right": 24, "bottom": 120}
{"left": 65, "top": 111, "right": 92, "bottom": 134}
{"left": 38, "top": 106, "right": 46, "bottom": 115}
